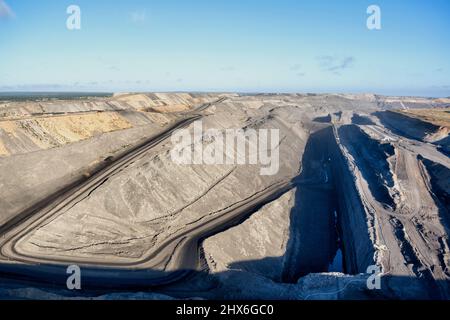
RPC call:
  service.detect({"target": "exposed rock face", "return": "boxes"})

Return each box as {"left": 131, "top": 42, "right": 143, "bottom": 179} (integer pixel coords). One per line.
{"left": 0, "top": 93, "right": 223, "bottom": 157}
{"left": 12, "top": 97, "right": 307, "bottom": 264}
{"left": 334, "top": 121, "right": 450, "bottom": 299}
{"left": 0, "top": 124, "right": 172, "bottom": 227}
{"left": 375, "top": 109, "right": 450, "bottom": 154}
{"left": 0, "top": 112, "right": 132, "bottom": 155}
{"left": 113, "top": 92, "right": 225, "bottom": 113}
{"left": 0, "top": 272, "right": 375, "bottom": 300}
{"left": 0, "top": 93, "right": 226, "bottom": 227}
{"left": 196, "top": 271, "right": 377, "bottom": 300}
{"left": 0, "top": 93, "right": 449, "bottom": 300}
{"left": 203, "top": 189, "right": 296, "bottom": 282}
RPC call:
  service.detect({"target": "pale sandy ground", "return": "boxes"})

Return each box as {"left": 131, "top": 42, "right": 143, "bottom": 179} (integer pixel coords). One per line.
{"left": 0, "top": 112, "right": 132, "bottom": 151}
{"left": 0, "top": 138, "right": 7, "bottom": 156}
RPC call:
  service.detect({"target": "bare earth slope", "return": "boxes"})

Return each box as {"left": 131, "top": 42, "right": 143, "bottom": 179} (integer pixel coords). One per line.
{"left": 0, "top": 93, "right": 449, "bottom": 300}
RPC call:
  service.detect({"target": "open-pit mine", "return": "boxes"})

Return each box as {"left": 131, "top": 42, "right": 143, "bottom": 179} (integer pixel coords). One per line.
{"left": 0, "top": 92, "right": 449, "bottom": 300}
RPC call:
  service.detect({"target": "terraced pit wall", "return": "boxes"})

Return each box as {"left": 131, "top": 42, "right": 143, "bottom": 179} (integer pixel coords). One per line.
{"left": 328, "top": 126, "right": 376, "bottom": 274}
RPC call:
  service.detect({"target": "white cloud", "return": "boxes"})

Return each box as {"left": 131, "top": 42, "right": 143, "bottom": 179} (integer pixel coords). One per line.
{"left": 0, "top": 0, "right": 14, "bottom": 19}
{"left": 317, "top": 55, "right": 355, "bottom": 75}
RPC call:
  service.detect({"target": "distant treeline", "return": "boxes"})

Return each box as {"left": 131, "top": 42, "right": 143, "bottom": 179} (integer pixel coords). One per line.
{"left": 0, "top": 92, "right": 113, "bottom": 101}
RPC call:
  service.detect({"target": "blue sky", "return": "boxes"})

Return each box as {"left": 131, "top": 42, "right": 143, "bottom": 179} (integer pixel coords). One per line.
{"left": 0, "top": 0, "right": 449, "bottom": 96}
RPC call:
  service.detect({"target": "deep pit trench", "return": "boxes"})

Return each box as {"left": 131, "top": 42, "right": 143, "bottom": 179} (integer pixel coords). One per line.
{"left": 282, "top": 126, "right": 340, "bottom": 281}
{"left": 283, "top": 125, "right": 375, "bottom": 282}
